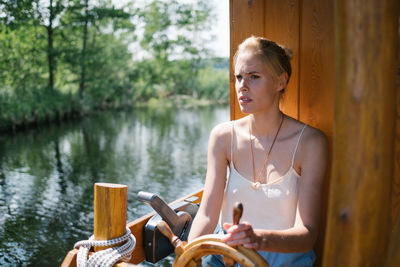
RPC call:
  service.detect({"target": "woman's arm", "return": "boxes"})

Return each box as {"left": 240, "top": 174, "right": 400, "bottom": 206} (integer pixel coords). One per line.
{"left": 188, "top": 122, "right": 231, "bottom": 242}
{"left": 222, "top": 127, "right": 328, "bottom": 252}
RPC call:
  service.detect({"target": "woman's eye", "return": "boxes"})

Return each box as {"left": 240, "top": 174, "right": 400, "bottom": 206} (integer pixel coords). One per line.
{"left": 250, "top": 75, "right": 260, "bottom": 79}
{"left": 235, "top": 75, "right": 242, "bottom": 81}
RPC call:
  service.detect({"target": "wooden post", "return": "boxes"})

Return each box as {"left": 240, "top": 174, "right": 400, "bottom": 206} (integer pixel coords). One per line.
{"left": 323, "top": 0, "right": 398, "bottom": 266}
{"left": 94, "top": 183, "right": 127, "bottom": 252}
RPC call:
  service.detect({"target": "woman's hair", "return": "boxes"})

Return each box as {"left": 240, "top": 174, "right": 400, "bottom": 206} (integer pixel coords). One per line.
{"left": 233, "top": 36, "right": 293, "bottom": 91}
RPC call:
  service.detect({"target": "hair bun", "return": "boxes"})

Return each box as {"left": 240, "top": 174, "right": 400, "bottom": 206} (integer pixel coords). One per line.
{"left": 283, "top": 47, "right": 293, "bottom": 60}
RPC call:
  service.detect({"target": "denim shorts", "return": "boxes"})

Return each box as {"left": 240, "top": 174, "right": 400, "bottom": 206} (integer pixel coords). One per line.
{"left": 201, "top": 226, "right": 315, "bottom": 267}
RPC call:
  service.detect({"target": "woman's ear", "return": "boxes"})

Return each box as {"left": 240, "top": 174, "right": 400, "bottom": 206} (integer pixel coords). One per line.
{"left": 277, "top": 72, "right": 288, "bottom": 92}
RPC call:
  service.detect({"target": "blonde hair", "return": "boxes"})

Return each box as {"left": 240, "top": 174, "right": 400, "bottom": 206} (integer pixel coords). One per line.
{"left": 233, "top": 36, "right": 293, "bottom": 91}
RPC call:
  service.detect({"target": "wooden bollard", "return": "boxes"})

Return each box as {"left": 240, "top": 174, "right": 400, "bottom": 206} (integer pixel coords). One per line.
{"left": 94, "top": 183, "right": 127, "bottom": 252}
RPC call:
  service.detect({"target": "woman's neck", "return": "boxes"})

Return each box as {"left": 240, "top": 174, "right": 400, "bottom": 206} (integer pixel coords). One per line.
{"left": 249, "top": 109, "right": 283, "bottom": 138}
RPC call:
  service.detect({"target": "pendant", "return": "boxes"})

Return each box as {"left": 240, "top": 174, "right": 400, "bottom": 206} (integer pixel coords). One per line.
{"left": 252, "top": 181, "right": 261, "bottom": 190}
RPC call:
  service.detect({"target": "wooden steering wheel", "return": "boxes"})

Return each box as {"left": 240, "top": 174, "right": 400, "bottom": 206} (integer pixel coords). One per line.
{"left": 157, "top": 203, "right": 270, "bottom": 267}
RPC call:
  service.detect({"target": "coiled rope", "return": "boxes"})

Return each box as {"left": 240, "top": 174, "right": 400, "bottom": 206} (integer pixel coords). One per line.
{"left": 74, "top": 227, "right": 136, "bottom": 267}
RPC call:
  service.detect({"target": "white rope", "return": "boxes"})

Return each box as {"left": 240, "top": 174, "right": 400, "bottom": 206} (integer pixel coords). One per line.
{"left": 74, "top": 227, "right": 136, "bottom": 267}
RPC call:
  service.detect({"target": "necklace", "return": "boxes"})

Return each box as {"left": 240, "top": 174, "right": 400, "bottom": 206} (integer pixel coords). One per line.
{"left": 249, "top": 114, "right": 284, "bottom": 189}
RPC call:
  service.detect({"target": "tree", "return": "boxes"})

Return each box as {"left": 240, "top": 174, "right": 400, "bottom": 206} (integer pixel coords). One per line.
{"left": 136, "top": 0, "right": 214, "bottom": 98}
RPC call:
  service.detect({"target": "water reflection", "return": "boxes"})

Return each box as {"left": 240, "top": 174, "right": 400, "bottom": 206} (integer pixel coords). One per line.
{"left": 0, "top": 105, "right": 229, "bottom": 266}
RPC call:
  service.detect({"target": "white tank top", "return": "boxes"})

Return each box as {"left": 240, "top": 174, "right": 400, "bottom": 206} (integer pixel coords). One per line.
{"left": 220, "top": 122, "right": 307, "bottom": 230}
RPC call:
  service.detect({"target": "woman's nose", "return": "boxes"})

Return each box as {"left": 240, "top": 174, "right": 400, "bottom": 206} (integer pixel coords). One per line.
{"left": 238, "top": 79, "right": 249, "bottom": 92}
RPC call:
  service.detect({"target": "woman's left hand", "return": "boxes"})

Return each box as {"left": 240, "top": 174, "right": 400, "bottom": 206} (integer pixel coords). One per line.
{"left": 222, "top": 221, "right": 261, "bottom": 249}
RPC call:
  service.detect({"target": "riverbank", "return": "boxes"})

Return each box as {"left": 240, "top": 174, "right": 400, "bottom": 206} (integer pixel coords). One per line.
{"left": 0, "top": 91, "right": 228, "bottom": 134}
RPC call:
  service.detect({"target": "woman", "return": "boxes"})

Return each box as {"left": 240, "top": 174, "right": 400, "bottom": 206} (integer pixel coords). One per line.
{"left": 188, "top": 36, "right": 328, "bottom": 266}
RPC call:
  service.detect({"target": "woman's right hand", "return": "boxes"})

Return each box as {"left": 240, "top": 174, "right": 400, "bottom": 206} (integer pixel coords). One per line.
{"left": 222, "top": 221, "right": 262, "bottom": 250}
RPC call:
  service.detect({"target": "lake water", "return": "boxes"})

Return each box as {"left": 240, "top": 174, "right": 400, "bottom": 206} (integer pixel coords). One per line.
{"left": 0, "top": 105, "right": 229, "bottom": 266}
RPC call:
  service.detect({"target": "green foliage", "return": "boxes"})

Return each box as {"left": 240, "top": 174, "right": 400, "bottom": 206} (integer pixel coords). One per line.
{"left": 0, "top": 0, "right": 228, "bottom": 133}
{"left": 131, "top": 0, "right": 226, "bottom": 103}
{"left": 196, "top": 65, "right": 229, "bottom": 100}
{"left": 0, "top": 88, "right": 81, "bottom": 131}
{"left": 0, "top": 23, "right": 47, "bottom": 94}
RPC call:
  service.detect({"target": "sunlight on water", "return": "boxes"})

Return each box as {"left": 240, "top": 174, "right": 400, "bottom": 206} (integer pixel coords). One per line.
{"left": 0, "top": 105, "right": 229, "bottom": 266}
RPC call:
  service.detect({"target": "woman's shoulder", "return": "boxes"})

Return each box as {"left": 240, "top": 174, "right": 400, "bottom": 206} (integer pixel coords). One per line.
{"left": 284, "top": 115, "right": 327, "bottom": 152}
{"left": 209, "top": 121, "right": 232, "bottom": 144}
{"left": 285, "top": 116, "right": 326, "bottom": 141}
{"left": 208, "top": 121, "right": 233, "bottom": 158}
{"left": 210, "top": 116, "right": 249, "bottom": 137}
{"left": 302, "top": 124, "right": 327, "bottom": 149}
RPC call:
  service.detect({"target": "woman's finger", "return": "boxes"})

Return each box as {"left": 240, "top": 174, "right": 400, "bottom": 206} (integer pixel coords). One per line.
{"left": 222, "top": 222, "right": 232, "bottom": 230}
{"left": 226, "top": 236, "right": 252, "bottom": 246}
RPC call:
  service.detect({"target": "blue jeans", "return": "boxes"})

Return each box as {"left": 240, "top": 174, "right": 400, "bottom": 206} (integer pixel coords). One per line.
{"left": 202, "top": 226, "right": 315, "bottom": 267}
{"left": 202, "top": 251, "right": 315, "bottom": 267}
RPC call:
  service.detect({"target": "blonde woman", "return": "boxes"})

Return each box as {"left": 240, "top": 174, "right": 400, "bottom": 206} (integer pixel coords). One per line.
{"left": 188, "top": 36, "right": 328, "bottom": 266}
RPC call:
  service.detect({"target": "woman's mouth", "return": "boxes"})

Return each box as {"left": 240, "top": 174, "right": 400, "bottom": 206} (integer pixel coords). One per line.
{"left": 239, "top": 96, "right": 252, "bottom": 104}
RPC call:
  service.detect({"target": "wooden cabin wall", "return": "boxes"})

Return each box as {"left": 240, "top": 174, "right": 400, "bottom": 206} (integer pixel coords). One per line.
{"left": 297, "top": 2, "right": 334, "bottom": 266}
{"left": 392, "top": 11, "right": 400, "bottom": 237}
{"left": 229, "top": 0, "right": 334, "bottom": 266}
{"left": 387, "top": 6, "right": 400, "bottom": 266}
{"left": 322, "top": 1, "right": 398, "bottom": 266}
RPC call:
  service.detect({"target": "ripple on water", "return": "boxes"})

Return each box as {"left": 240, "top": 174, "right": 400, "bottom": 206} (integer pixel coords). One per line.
{"left": 0, "top": 106, "right": 230, "bottom": 266}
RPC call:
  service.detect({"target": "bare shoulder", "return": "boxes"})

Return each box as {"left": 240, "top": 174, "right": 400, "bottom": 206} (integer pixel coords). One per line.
{"left": 208, "top": 121, "right": 232, "bottom": 161}
{"left": 302, "top": 124, "right": 328, "bottom": 152}
{"left": 210, "top": 121, "right": 232, "bottom": 140}
{"left": 284, "top": 116, "right": 327, "bottom": 147}
{"left": 283, "top": 116, "right": 328, "bottom": 165}
{"left": 298, "top": 124, "right": 328, "bottom": 173}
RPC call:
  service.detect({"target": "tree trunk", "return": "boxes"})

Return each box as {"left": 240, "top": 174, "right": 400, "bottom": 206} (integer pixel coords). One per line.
{"left": 46, "top": 0, "right": 55, "bottom": 91}
{"left": 79, "top": 0, "right": 89, "bottom": 97}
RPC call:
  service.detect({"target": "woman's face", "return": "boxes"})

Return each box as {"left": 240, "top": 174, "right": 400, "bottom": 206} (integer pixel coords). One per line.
{"left": 234, "top": 51, "right": 283, "bottom": 114}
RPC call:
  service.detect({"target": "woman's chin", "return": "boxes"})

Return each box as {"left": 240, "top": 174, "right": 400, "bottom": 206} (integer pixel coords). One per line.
{"left": 239, "top": 106, "right": 252, "bottom": 114}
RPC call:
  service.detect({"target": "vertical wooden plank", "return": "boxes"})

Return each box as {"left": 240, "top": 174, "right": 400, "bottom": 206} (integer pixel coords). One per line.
{"left": 323, "top": 0, "right": 398, "bottom": 266}
{"left": 386, "top": 213, "right": 400, "bottom": 266}
{"left": 299, "top": 0, "right": 335, "bottom": 136}
{"left": 264, "top": 0, "right": 300, "bottom": 119}
{"left": 391, "top": 16, "right": 400, "bottom": 231}
{"left": 387, "top": 11, "right": 400, "bottom": 266}
{"left": 230, "top": 0, "right": 265, "bottom": 120}
{"left": 299, "top": 1, "right": 334, "bottom": 265}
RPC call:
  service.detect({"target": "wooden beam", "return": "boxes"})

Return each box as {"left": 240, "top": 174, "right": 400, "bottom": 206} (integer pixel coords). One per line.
{"left": 323, "top": 0, "right": 398, "bottom": 266}
{"left": 386, "top": 212, "right": 400, "bottom": 266}
{"left": 388, "top": 4, "right": 400, "bottom": 265}
{"left": 391, "top": 8, "right": 400, "bottom": 232}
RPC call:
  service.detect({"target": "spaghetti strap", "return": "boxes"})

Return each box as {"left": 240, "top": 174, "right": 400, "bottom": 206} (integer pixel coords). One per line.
{"left": 291, "top": 124, "right": 307, "bottom": 167}
{"left": 230, "top": 121, "right": 234, "bottom": 163}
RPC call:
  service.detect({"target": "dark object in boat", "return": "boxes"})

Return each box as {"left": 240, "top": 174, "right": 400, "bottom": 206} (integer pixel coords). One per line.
{"left": 137, "top": 191, "right": 199, "bottom": 263}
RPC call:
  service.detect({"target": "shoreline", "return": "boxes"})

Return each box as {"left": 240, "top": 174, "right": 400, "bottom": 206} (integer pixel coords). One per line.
{"left": 0, "top": 96, "right": 229, "bottom": 135}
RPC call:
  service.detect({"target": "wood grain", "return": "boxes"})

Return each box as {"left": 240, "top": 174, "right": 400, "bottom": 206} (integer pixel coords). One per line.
{"left": 93, "top": 183, "right": 127, "bottom": 251}
{"left": 323, "top": 0, "right": 398, "bottom": 266}
{"left": 387, "top": 5, "right": 400, "bottom": 265}
{"left": 391, "top": 13, "right": 400, "bottom": 232}
{"left": 264, "top": 0, "right": 300, "bottom": 119}
{"left": 299, "top": 1, "right": 335, "bottom": 265}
